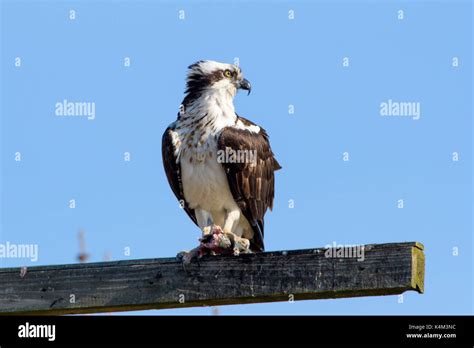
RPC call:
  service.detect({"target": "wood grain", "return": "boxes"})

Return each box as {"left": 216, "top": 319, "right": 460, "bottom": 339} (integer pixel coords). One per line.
{"left": 0, "top": 242, "right": 425, "bottom": 315}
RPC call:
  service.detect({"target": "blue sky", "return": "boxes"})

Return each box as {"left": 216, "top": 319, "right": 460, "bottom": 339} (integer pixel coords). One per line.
{"left": 1, "top": 0, "right": 472, "bottom": 315}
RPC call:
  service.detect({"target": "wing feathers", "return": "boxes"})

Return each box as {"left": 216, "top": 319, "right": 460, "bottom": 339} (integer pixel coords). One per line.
{"left": 162, "top": 127, "right": 198, "bottom": 226}
{"left": 217, "top": 118, "right": 280, "bottom": 251}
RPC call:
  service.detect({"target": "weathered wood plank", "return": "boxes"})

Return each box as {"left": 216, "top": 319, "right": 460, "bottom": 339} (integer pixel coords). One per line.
{"left": 0, "top": 242, "right": 424, "bottom": 315}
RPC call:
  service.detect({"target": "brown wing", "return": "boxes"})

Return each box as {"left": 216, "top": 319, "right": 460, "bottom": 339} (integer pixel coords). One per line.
{"left": 217, "top": 119, "right": 281, "bottom": 252}
{"left": 162, "top": 127, "right": 197, "bottom": 226}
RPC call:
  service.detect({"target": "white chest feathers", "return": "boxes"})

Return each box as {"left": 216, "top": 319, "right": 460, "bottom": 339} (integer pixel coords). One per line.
{"left": 179, "top": 145, "right": 235, "bottom": 212}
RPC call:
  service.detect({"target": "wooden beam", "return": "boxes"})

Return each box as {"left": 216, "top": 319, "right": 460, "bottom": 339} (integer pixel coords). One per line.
{"left": 0, "top": 242, "right": 424, "bottom": 315}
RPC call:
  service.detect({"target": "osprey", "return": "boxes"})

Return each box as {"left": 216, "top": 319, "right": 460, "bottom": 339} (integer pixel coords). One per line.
{"left": 162, "top": 60, "right": 281, "bottom": 261}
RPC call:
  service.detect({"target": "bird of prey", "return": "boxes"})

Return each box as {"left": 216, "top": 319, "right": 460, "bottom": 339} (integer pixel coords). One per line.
{"left": 162, "top": 60, "right": 281, "bottom": 261}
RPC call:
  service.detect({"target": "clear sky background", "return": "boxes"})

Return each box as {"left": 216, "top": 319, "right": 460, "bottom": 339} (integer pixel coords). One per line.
{"left": 1, "top": 0, "right": 472, "bottom": 315}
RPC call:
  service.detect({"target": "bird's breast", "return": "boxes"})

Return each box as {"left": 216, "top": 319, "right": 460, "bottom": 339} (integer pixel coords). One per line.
{"left": 172, "top": 110, "right": 237, "bottom": 211}
{"left": 179, "top": 145, "right": 234, "bottom": 212}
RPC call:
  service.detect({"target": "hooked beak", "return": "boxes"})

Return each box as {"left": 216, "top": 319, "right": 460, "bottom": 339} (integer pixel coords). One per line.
{"left": 238, "top": 78, "right": 252, "bottom": 95}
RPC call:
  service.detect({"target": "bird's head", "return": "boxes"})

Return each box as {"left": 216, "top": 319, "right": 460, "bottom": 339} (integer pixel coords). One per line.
{"left": 184, "top": 60, "right": 251, "bottom": 103}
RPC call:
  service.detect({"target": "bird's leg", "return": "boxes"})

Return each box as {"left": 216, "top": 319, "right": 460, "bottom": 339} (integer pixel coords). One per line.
{"left": 177, "top": 225, "right": 251, "bottom": 261}
{"left": 176, "top": 209, "right": 214, "bottom": 264}
{"left": 196, "top": 209, "right": 233, "bottom": 252}
{"left": 177, "top": 208, "right": 251, "bottom": 262}
{"left": 222, "top": 208, "right": 240, "bottom": 235}
{"left": 195, "top": 208, "right": 215, "bottom": 237}
{"left": 177, "top": 210, "right": 231, "bottom": 263}
{"left": 221, "top": 208, "right": 251, "bottom": 255}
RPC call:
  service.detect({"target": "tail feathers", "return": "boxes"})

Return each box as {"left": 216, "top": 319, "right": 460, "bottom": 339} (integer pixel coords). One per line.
{"left": 250, "top": 222, "right": 265, "bottom": 252}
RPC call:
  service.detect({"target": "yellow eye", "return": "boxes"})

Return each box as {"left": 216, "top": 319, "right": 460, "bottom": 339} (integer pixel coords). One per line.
{"left": 224, "top": 70, "right": 232, "bottom": 78}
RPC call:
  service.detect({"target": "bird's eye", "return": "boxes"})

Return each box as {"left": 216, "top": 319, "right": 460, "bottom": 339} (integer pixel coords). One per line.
{"left": 224, "top": 70, "right": 232, "bottom": 78}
